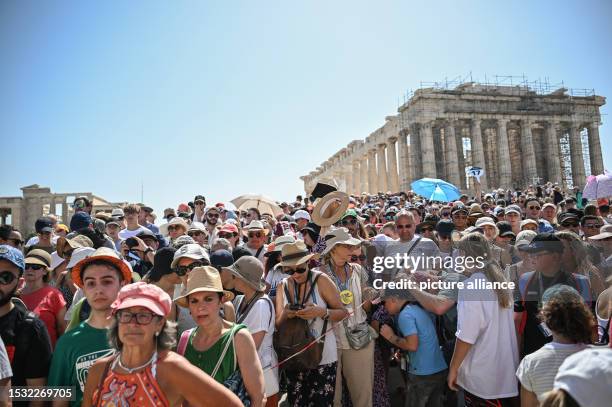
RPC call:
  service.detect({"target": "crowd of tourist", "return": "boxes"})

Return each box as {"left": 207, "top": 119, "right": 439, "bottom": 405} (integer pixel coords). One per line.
{"left": 1, "top": 184, "right": 611, "bottom": 407}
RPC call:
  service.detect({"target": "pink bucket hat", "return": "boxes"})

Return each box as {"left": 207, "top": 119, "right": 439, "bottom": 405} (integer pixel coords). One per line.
{"left": 111, "top": 282, "right": 172, "bottom": 317}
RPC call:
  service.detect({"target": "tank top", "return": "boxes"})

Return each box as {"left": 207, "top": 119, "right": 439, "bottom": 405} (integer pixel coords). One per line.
{"left": 183, "top": 324, "right": 246, "bottom": 383}
{"left": 93, "top": 352, "right": 169, "bottom": 407}
{"left": 281, "top": 274, "right": 337, "bottom": 365}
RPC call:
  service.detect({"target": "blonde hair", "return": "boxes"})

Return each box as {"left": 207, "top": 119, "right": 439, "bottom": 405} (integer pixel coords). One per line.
{"left": 456, "top": 232, "right": 512, "bottom": 308}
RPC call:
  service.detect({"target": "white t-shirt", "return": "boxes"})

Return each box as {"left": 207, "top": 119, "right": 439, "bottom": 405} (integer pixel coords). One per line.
{"left": 118, "top": 225, "right": 149, "bottom": 240}
{"left": 455, "top": 272, "right": 519, "bottom": 399}
{"left": 0, "top": 337, "right": 12, "bottom": 381}
{"left": 245, "top": 244, "right": 268, "bottom": 263}
{"left": 265, "top": 265, "right": 289, "bottom": 298}
{"left": 234, "top": 295, "right": 277, "bottom": 370}
{"left": 516, "top": 342, "right": 587, "bottom": 401}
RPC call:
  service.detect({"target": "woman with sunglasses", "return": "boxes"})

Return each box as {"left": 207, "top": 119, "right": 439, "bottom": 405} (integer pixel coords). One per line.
{"left": 319, "top": 228, "right": 375, "bottom": 407}
{"left": 83, "top": 282, "right": 243, "bottom": 407}
{"left": 20, "top": 249, "right": 67, "bottom": 348}
{"left": 275, "top": 240, "right": 347, "bottom": 406}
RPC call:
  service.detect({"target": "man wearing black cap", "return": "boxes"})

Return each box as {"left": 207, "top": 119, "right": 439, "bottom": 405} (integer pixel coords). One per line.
{"left": 451, "top": 206, "right": 468, "bottom": 232}
{"left": 137, "top": 204, "right": 160, "bottom": 234}
{"left": 26, "top": 217, "right": 56, "bottom": 255}
{"left": 557, "top": 212, "right": 580, "bottom": 235}
{"left": 190, "top": 195, "right": 207, "bottom": 223}
{"left": 515, "top": 233, "right": 592, "bottom": 357}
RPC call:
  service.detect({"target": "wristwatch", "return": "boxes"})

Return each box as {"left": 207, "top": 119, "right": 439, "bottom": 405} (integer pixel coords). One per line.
{"left": 323, "top": 309, "right": 330, "bottom": 321}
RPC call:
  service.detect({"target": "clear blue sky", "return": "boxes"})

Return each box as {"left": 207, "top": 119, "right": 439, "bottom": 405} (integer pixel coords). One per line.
{"left": 1, "top": 0, "right": 611, "bottom": 216}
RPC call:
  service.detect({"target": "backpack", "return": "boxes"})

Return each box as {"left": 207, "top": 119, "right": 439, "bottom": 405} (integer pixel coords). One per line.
{"left": 273, "top": 272, "right": 328, "bottom": 372}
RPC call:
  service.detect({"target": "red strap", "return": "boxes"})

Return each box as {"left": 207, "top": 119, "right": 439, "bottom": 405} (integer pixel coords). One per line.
{"left": 177, "top": 329, "right": 192, "bottom": 355}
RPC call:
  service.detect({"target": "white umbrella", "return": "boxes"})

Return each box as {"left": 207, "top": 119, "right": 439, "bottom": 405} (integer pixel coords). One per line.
{"left": 230, "top": 194, "right": 283, "bottom": 217}
{"left": 583, "top": 171, "right": 612, "bottom": 199}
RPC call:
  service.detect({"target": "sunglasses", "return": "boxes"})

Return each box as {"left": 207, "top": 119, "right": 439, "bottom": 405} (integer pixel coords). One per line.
{"left": 218, "top": 232, "right": 236, "bottom": 239}
{"left": 195, "top": 200, "right": 205, "bottom": 205}
{"left": 453, "top": 215, "right": 468, "bottom": 219}
{"left": 420, "top": 227, "right": 434, "bottom": 232}
{"left": 561, "top": 222, "right": 579, "bottom": 227}
{"left": 8, "top": 238, "right": 23, "bottom": 246}
{"left": 173, "top": 261, "right": 204, "bottom": 276}
{"left": 0, "top": 271, "right": 17, "bottom": 285}
{"left": 438, "top": 235, "right": 451, "bottom": 241}
{"left": 283, "top": 267, "right": 307, "bottom": 275}
{"left": 116, "top": 310, "right": 160, "bottom": 325}
{"left": 207, "top": 213, "right": 219, "bottom": 218}
{"left": 583, "top": 224, "right": 603, "bottom": 229}
{"left": 188, "top": 231, "right": 205, "bottom": 237}
{"left": 350, "top": 255, "right": 366, "bottom": 262}
{"left": 528, "top": 206, "right": 541, "bottom": 210}
{"left": 441, "top": 212, "right": 451, "bottom": 217}
{"left": 396, "top": 224, "right": 414, "bottom": 229}
{"left": 25, "top": 264, "right": 45, "bottom": 271}
{"left": 248, "top": 232, "right": 264, "bottom": 238}
{"left": 341, "top": 218, "right": 357, "bottom": 226}
{"left": 167, "top": 225, "right": 184, "bottom": 232}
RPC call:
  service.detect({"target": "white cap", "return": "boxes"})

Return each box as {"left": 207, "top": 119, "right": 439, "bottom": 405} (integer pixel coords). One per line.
{"left": 50, "top": 251, "right": 65, "bottom": 271}
{"left": 111, "top": 208, "right": 125, "bottom": 217}
{"left": 293, "top": 210, "right": 311, "bottom": 221}
{"left": 552, "top": 348, "right": 612, "bottom": 407}
{"left": 520, "top": 219, "right": 538, "bottom": 229}
{"left": 475, "top": 217, "right": 496, "bottom": 228}
{"left": 188, "top": 221, "right": 207, "bottom": 232}
{"left": 171, "top": 243, "right": 210, "bottom": 269}
{"left": 66, "top": 247, "right": 96, "bottom": 269}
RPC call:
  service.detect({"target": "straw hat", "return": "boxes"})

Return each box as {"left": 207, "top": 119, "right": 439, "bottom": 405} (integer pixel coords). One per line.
{"left": 311, "top": 191, "right": 349, "bottom": 227}
{"left": 24, "top": 249, "right": 52, "bottom": 271}
{"left": 56, "top": 235, "right": 94, "bottom": 259}
{"left": 160, "top": 217, "right": 189, "bottom": 236}
{"left": 321, "top": 227, "right": 361, "bottom": 255}
{"left": 278, "top": 241, "right": 318, "bottom": 267}
{"left": 242, "top": 220, "right": 269, "bottom": 237}
{"left": 71, "top": 247, "right": 132, "bottom": 288}
{"left": 175, "top": 266, "right": 234, "bottom": 307}
{"left": 222, "top": 256, "right": 266, "bottom": 291}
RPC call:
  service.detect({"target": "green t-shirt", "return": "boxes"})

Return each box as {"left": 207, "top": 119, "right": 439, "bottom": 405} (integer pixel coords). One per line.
{"left": 48, "top": 321, "right": 114, "bottom": 407}
{"left": 184, "top": 324, "right": 245, "bottom": 383}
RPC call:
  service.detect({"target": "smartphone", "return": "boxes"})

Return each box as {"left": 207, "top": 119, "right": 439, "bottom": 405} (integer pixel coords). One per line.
{"left": 289, "top": 304, "right": 304, "bottom": 311}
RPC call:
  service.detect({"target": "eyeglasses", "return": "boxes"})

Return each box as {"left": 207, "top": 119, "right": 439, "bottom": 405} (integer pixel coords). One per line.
{"left": 350, "top": 255, "right": 366, "bottom": 262}
{"left": 25, "top": 264, "right": 45, "bottom": 271}
{"left": 173, "top": 261, "right": 204, "bottom": 276}
{"left": 218, "top": 232, "right": 236, "bottom": 239}
{"left": 438, "top": 235, "right": 451, "bottom": 241}
{"left": 167, "top": 225, "right": 184, "bottom": 232}
{"left": 283, "top": 267, "right": 307, "bottom": 275}
{"left": 396, "top": 224, "right": 414, "bottom": 229}
{"left": 583, "top": 224, "right": 603, "bottom": 229}
{"left": 248, "top": 232, "right": 263, "bottom": 238}
{"left": 188, "top": 231, "right": 205, "bottom": 237}
{"left": 0, "top": 271, "right": 17, "bottom": 285}
{"left": 8, "top": 238, "right": 23, "bottom": 246}
{"left": 341, "top": 218, "right": 357, "bottom": 226}
{"left": 116, "top": 310, "right": 160, "bottom": 325}
{"left": 528, "top": 206, "right": 541, "bottom": 210}
{"left": 207, "top": 213, "right": 219, "bottom": 219}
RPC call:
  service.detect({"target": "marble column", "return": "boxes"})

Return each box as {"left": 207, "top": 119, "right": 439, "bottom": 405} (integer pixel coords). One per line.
{"left": 352, "top": 160, "right": 361, "bottom": 195}
{"left": 343, "top": 166, "right": 353, "bottom": 194}
{"left": 569, "top": 123, "right": 586, "bottom": 188}
{"left": 497, "top": 118, "right": 512, "bottom": 187}
{"left": 368, "top": 149, "right": 378, "bottom": 193}
{"left": 421, "top": 121, "right": 436, "bottom": 178}
{"left": 359, "top": 155, "right": 368, "bottom": 194}
{"left": 409, "top": 125, "right": 422, "bottom": 182}
{"left": 377, "top": 144, "right": 388, "bottom": 192}
{"left": 521, "top": 119, "right": 538, "bottom": 185}
{"left": 470, "top": 119, "right": 488, "bottom": 190}
{"left": 387, "top": 138, "right": 400, "bottom": 192}
{"left": 546, "top": 121, "right": 563, "bottom": 185}
{"left": 398, "top": 132, "right": 411, "bottom": 191}
{"left": 444, "top": 121, "right": 462, "bottom": 187}
{"left": 588, "top": 122, "right": 604, "bottom": 175}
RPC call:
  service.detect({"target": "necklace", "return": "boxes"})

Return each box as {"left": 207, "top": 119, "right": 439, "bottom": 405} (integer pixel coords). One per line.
{"left": 117, "top": 351, "right": 157, "bottom": 374}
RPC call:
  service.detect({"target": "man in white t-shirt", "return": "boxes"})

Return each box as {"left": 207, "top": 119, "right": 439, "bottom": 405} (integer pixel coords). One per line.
{"left": 243, "top": 221, "right": 268, "bottom": 263}
{"left": 118, "top": 204, "right": 149, "bottom": 240}
{"left": 0, "top": 337, "right": 12, "bottom": 405}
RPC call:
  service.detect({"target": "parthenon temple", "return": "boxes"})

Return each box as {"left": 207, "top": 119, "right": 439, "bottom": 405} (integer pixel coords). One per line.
{"left": 300, "top": 78, "right": 606, "bottom": 196}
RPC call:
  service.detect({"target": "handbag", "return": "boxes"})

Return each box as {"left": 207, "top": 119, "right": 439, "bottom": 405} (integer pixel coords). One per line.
{"left": 343, "top": 319, "right": 373, "bottom": 350}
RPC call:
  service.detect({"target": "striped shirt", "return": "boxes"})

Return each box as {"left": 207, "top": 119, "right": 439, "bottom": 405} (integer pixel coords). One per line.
{"left": 516, "top": 342, "right": 587, "bottom": 401}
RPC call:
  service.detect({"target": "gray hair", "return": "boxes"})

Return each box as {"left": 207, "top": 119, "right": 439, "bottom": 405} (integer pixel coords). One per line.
{"left": 211, "top": 238, "right": 232, "bottom": 252}
{"left": 107, "top": 317, "right": 177, "bottom": 351}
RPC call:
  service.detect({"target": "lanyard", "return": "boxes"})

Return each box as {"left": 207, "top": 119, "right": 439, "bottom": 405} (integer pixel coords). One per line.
{"left": 328, "top": 262, "right": 351, "bottom": 292}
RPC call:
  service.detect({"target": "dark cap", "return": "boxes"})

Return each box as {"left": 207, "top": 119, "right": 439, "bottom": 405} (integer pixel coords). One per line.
{"left": 558, "top": 212, "right": 579, "bottom": 225}
{"left": 451, "top": 205, "right": 468, "bottom": 215}
{"left": 496, "top": 221, "right": 515, "bottom": 238}
{"left": 69, "top": 212, "right": 92, "bottom": 232}
{"left": 522, "top": 233, "right": 564, "bottom": 254}
{"left": 136, "top": 228, "right": 157, "bottom": 241}
{"left": 193, "top": 195, "right": 206, "bottom": 203}
{"left": 210, "top": 250, "right": 234, "bottom": 269}
{"left": 147, "top": 247, "right": 177, "bottom": 281}
{"left": 435, "top": 219, "right": 455, "bottom": 236}
{"left": 232, "top": 246, "right": 252, "bottom": 261}
{"left": 35, "top": 217, "right": 54, "bottom": 233}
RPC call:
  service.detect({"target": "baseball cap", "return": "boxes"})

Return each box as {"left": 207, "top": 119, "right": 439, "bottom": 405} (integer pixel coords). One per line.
{"left": 552, "top": 348, "right": 612, "bottom": 407}
{"left": 505, "top": 205, "right": 522, "bottom": 216}
{"left": 514, "top": 230, "right": 537, "bottom": 250}
{"left": 520, "top": 219, "right": 538, "bottom": 229}
{"left": 522, "top": 233, "right": 563, "bottom": 254}
{"left": 0, "top": 244, "right": 25, "bottom": 272}
{"left": 293, "top": 210, "right": 311, "bottom": 222}
{"left": 210, "top": 250, "right": 234, "bottom": 269}
{"left": 219, "top": 224, "right": 239, "bottom": 234}
{"left": 496, "top": 221, "right": 516, "bottom": 238}
{"left": 171, "top": 243, "right": 210, "bottom": 269}
{"left": 475, "top": 217, "right": 496, "bottom": 228}
{"left": 193, "top": 195, "right": 206, "bottom": 203}
{"left": 558, "top": 212, "right": 579, "bottom": 225}
{"left": 35, "top": 217, "right": 54, "bottom": 233}
{"left": 340, "top": 209, "right": 359, "bottom": 221}
{"left": 451, "top": 205, "right": 468, "bottom": 215}
{"left": 70, "top": 212, "right": 93, "bottom": 232}
{"left": 111, "top": 282, "right": 172, "bottom": 317}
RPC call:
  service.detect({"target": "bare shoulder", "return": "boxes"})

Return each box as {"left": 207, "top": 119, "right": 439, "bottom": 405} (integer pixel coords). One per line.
{"left": 157, "top": 350, "right": 190, "bottom": 370}
{"left": 234, "top": 326, "right": 254, "bottom": 346}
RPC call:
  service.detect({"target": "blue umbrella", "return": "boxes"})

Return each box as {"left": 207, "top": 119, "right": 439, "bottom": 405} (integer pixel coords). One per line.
{"left": 410, "top": 178, "right": 461, "bottom": 202}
